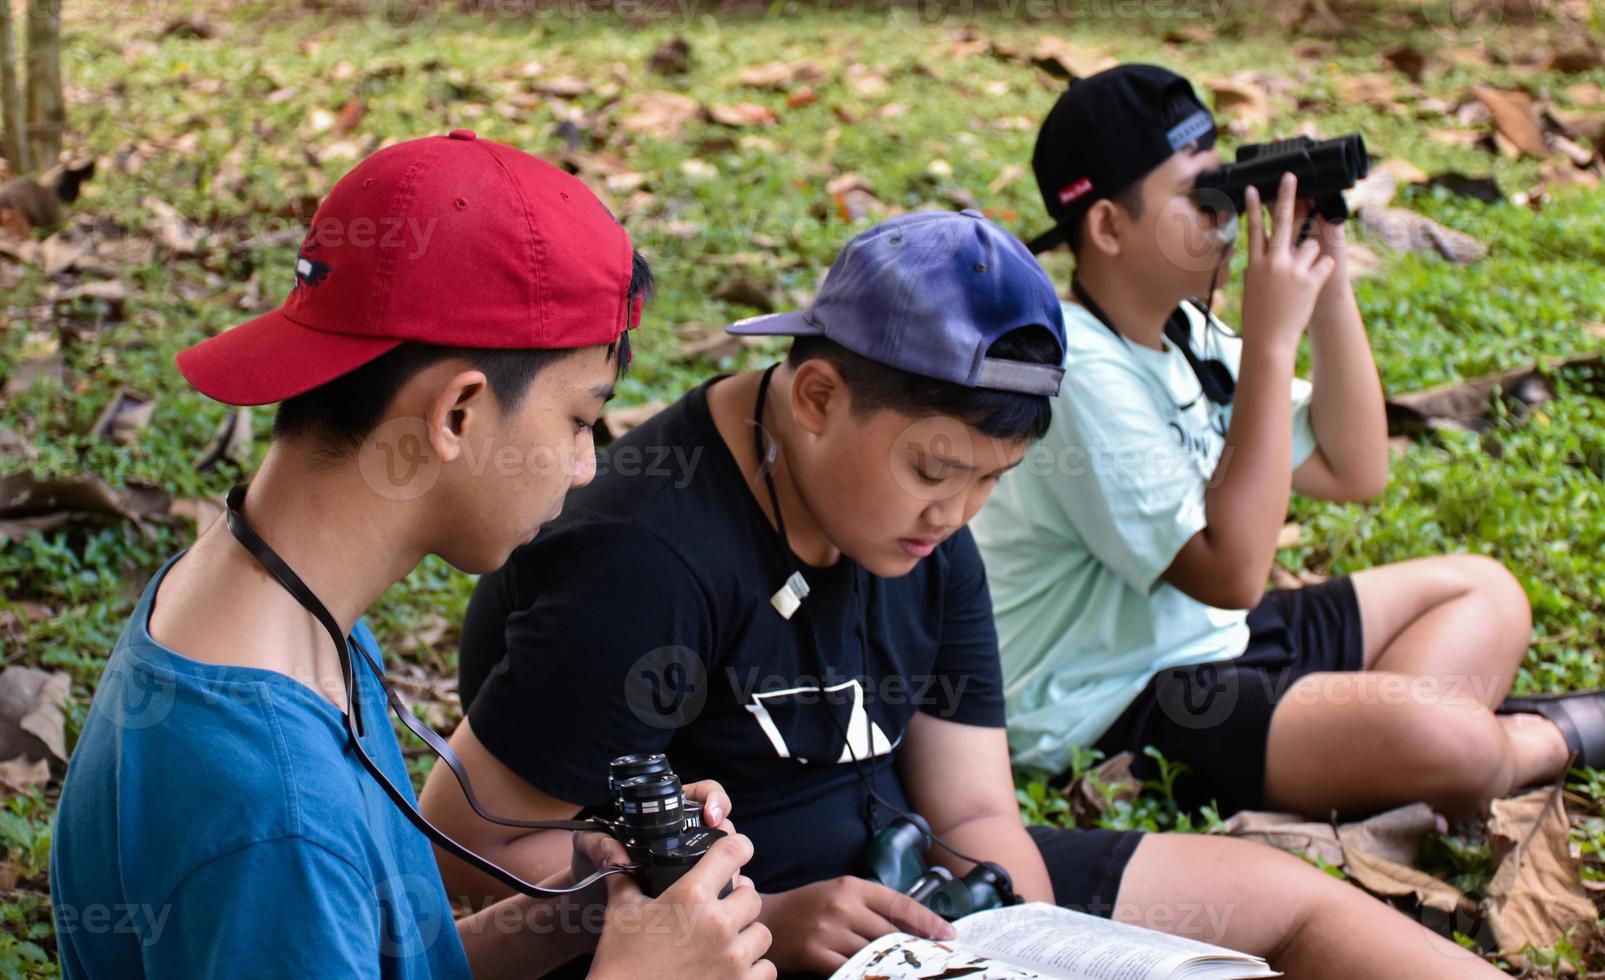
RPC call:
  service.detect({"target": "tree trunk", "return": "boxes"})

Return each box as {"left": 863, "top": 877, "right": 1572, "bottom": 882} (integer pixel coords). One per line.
{"left": 0, "top": 0, "right": 27, "bottom": 175}
{"left": 24, "top": 0, "right": 61, "bottom": 172}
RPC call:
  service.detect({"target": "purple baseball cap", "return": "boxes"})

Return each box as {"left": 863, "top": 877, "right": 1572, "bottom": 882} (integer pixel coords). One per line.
{"left": 727, "top": 210, "right": 1066, "bottom": 396}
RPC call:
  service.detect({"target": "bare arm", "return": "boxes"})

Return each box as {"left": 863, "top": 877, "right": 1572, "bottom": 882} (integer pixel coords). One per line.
{"left": 1291, "top": 219, "right": 1390, "bottom": 502}
{"left": 1163, "top": 176, "right": 1334, "bottom": 610}
{"left": 897, "top": 712, "right": 1054, "bottom": 904}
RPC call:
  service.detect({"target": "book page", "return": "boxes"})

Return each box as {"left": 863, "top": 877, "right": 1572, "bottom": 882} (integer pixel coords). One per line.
{"left": 829, "top": 931, "right": 1043, "bottom": 979}
{"left": 954, "top": 904, "right": 1276, "bottom": 980}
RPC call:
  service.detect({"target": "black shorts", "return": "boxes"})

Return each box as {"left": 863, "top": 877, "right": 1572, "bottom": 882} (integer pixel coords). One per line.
{"left": 1093, "top": 577, "right": 1365, "bottom": 816}
{"left": 1027, "top": 824, "right": 1144, "bottom": 917}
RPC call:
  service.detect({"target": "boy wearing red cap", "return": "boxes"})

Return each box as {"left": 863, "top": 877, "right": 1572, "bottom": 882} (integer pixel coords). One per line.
{"left": 50, "top": 131, "right": 771, "bottom": 979}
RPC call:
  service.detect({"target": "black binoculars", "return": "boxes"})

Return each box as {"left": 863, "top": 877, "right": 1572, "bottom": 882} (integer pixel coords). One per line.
{"left": 1194, "top": 132, "right": 1369, "bottom": 224}
{"left": 862, "top": 814, "right": 1019, "bottom": 921}
{"left": 603, "top": 753, "right": 725, "bottom": 897}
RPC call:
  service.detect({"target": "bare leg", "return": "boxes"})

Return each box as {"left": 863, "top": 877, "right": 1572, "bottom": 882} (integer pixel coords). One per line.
{"left": 1262, "top": 555, "right": 1568, "bottom": 816}
{"left": 1114, "top": 834, "right": 1503, "bottom": 978}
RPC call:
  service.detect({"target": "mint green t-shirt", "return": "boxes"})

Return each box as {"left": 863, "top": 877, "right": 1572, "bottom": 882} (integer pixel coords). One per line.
{"left": 972, "top": 300, "right": 1318, "bottom": 773}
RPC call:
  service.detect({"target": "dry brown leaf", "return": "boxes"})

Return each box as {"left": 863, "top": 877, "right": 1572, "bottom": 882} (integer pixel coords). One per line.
{"left": 711, "top": 276, "right": 777, "bottom": 313}
{"left": 0, "top": 755, "right": 49, "bottom": 793}
{"left": 828, "top": 171, "right": 887, "bottom": 222}
{"left": 1486, "top": 788, "right": 1597, "bottom": 955}
{"left": 3, "top": 353, "right": 64, "bottom": 399}
{"left": 1030, "top": 36, "right": 1114, "bottom": 80}
{"left": 671, "top": 324, "right": 745, "bottom": 363}
{"left": 1276, "top": 523, "right": 1305, "bottom": 549}
{"left": 647, "top": 37, "right": 691, "bottom": 77}
{"left": 195, "top": 406, "right": 254, "bottom": 472}
{"left": 0, "top": 666, "right": 70, "bottom": 763}
{"left": 1380, "top": 42, "right": 1428, "bottom": 82}
{"left": 531, "top": 76, "right": 587, "bottom": 99}
{"left": 142, "top": 196, "right": 205, "bottom": 256}
{"left": 40, "top": 231, "right": 91, "bottom": 276}
{"left": 333, "top": 97, "right": 365, "bottom": 135}
{"left": 846, "top": 65, "right": 889, "bottom": 99}
{"left": 736, "top": 60, "right": 825, "bottom": 91}
{"left": 1547, "top": 45, "right": 1605, "bottom": 74}
{"left": 1357, "top": 206, "right": 1488, "bottom": 264}
{"left": 1337, "top": 73, "right": 1403, "bottom": 109}
{"left": 706, "top": 103, "right": 777, "bottom": 128}
{"left": 1386, "top": 353, "right": 1600, "bottom": 436}
{"left": 1473, "top": 85, "right": 1549, "bottom": 159}
{"left": 1163, "top": 24, "right": 1215, "bottom": 46}
{"left": 1207, "top": 77, "right": 1271, "bottom": 128}
{"left": 617, "top": 91, "right": 701, "bottom": 138}
{"left": 1222, "top": 803, "right": 1448, "bottom": 907}
{"left": 1066, "top": 751, "right": 1141, "bottom": 821}
{"left": 90, "top": 388, "right": 155, "bottom": 446}
{"left": 0, "top": 471, "right": 172, "bottom": 526}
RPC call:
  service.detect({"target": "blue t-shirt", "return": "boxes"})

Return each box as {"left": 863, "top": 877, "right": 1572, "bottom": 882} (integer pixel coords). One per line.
{"left": 51, "top": 554, "right": 472, "bottom": 979}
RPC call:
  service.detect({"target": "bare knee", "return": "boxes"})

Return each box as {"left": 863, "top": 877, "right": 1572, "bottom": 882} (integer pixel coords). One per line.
{"left": 1404, "top": 706, "right": 1513, "bottom": 809}
{"left": 1449, "top": 554, "right": 1532, "bottom": 638}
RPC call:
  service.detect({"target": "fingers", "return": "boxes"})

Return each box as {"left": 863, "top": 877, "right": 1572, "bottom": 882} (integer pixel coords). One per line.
{"left": 720, "top": 879, "right": 765, "bottom": 928}
{"left": 863, "top": 881, "right": 956, "bottom": 940}
{"left": 684, "top": 779, "right": 732, "bottom": 828}
{"left": 577, "top": 829, "right": 628, "bottom": 871}
{"left": 1272, "top": 172, "right": 1297, "bottom": 251}
{"left": 1311, "top": 254, "right": 1337, "bottom": 287}
{"left": 1243, "top": 185, "right": 1264, "bottom": 260}
{"left": 745, "top": 958, "right": 779, "bottom": 980}
{"left": 730, "top": 918, "right": 773, "bottom": 968}
{"left": 670, "top": 832, "right": 754, "bottom": 898}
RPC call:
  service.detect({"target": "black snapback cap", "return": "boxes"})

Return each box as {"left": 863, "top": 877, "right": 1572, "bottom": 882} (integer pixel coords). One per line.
{"left": 1027, "top": 64, "right": 1218, "bottom": 254}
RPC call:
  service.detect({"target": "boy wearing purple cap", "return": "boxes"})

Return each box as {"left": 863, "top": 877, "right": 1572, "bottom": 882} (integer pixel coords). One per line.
{"left": 425, "top": 210, "right": 1499, "bottom": 978}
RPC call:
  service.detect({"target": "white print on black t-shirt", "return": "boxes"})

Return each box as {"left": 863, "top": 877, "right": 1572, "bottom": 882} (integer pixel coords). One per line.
{"left": 742, "top": 679, "right": 898, "bottom": 765}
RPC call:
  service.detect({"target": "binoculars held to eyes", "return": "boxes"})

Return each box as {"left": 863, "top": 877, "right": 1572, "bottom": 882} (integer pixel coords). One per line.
{"left": 1194, "top": 133, "right": 1369, "bottom": 225}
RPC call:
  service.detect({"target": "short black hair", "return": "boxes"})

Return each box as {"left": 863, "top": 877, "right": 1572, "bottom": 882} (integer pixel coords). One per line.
{"left": 273, "top": 249, "right": 653, "bottom": 457}
{"left": 1065, "top": 181, "right": 1145, "bottom": 254}
{"left": 787, "top": 326, "right": 1061, "bottom": 442}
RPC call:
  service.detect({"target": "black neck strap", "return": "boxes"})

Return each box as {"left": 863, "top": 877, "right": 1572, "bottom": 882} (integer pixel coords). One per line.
{"left": 222, "top": 484, "right": 619, "bottom": 899}
{"left": 1070, "top": 279, "right": 1235, "bottom": 407}
{"left": 745, "top": 370, "right": 1006, "bottom": 883}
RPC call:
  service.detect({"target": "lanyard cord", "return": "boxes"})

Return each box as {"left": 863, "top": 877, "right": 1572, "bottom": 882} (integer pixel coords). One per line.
{"left": 1070, "top": 274, "right": 1236, "bottom": 410}
{"left": 749, "top": 367, "right": 996, "bottom": 872}
{"left": 222, "top": 485, "right": 630, "bottom": 898}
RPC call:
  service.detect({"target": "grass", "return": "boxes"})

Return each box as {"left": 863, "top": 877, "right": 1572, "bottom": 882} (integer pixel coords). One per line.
{"left": 3, "top": 0, "right": 1605, "bottom": 974}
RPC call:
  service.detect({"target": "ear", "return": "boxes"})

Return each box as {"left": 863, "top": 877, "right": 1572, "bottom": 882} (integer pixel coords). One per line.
{"left": 1082, "top": 199, "right": 1123, "bottom": 258}
{"left": 788, "top": 359, "right": 844, "bottom": 437}
{"left": 424, "top": 368, "right": 490, "bottom": 464}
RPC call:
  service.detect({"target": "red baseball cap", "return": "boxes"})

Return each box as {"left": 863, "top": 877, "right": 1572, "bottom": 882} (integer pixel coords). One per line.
{"left": 176, "top": 129, "right": 641, "bottom": 406}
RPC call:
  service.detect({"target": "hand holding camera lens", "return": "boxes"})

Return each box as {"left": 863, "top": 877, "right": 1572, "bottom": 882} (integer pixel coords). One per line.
{"left": 1240, "top": 173, "right": 1336, "bottom": 354}
{"left": 591, "top": 832, "right": 774, "bottom": 980}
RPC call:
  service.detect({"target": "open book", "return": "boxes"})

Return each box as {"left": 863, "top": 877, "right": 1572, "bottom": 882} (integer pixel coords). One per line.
{"left": 829, "top": 903, "right": 1279, "bottom": 980}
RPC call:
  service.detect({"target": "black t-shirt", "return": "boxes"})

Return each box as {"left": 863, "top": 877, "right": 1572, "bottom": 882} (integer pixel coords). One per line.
{"left": 460, "top": 377, "right": 1006, "bottom": 893}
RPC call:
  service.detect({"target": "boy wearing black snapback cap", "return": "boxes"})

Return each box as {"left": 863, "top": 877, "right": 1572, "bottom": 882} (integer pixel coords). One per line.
{"left": 425, "top": 210, "right": 1499, "bottom": 978}
{"left": 50, "top": 131, "right": 771, "bottom": 979}
{"left": 976, "top": 65, "right": 1573, "bottom": 824}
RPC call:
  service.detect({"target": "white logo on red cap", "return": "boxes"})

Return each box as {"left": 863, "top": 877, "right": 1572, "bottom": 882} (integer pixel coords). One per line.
{"left": 1058, "top": 177, "right": 1094, "bottom": 205}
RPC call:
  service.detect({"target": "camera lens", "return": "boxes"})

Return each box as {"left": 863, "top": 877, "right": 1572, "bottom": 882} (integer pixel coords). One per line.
{"left": 609, "top": 753, "right": 671, "bottom": 793}
{"left": 617, "top": 773, "right": 686, "bottom": 841}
